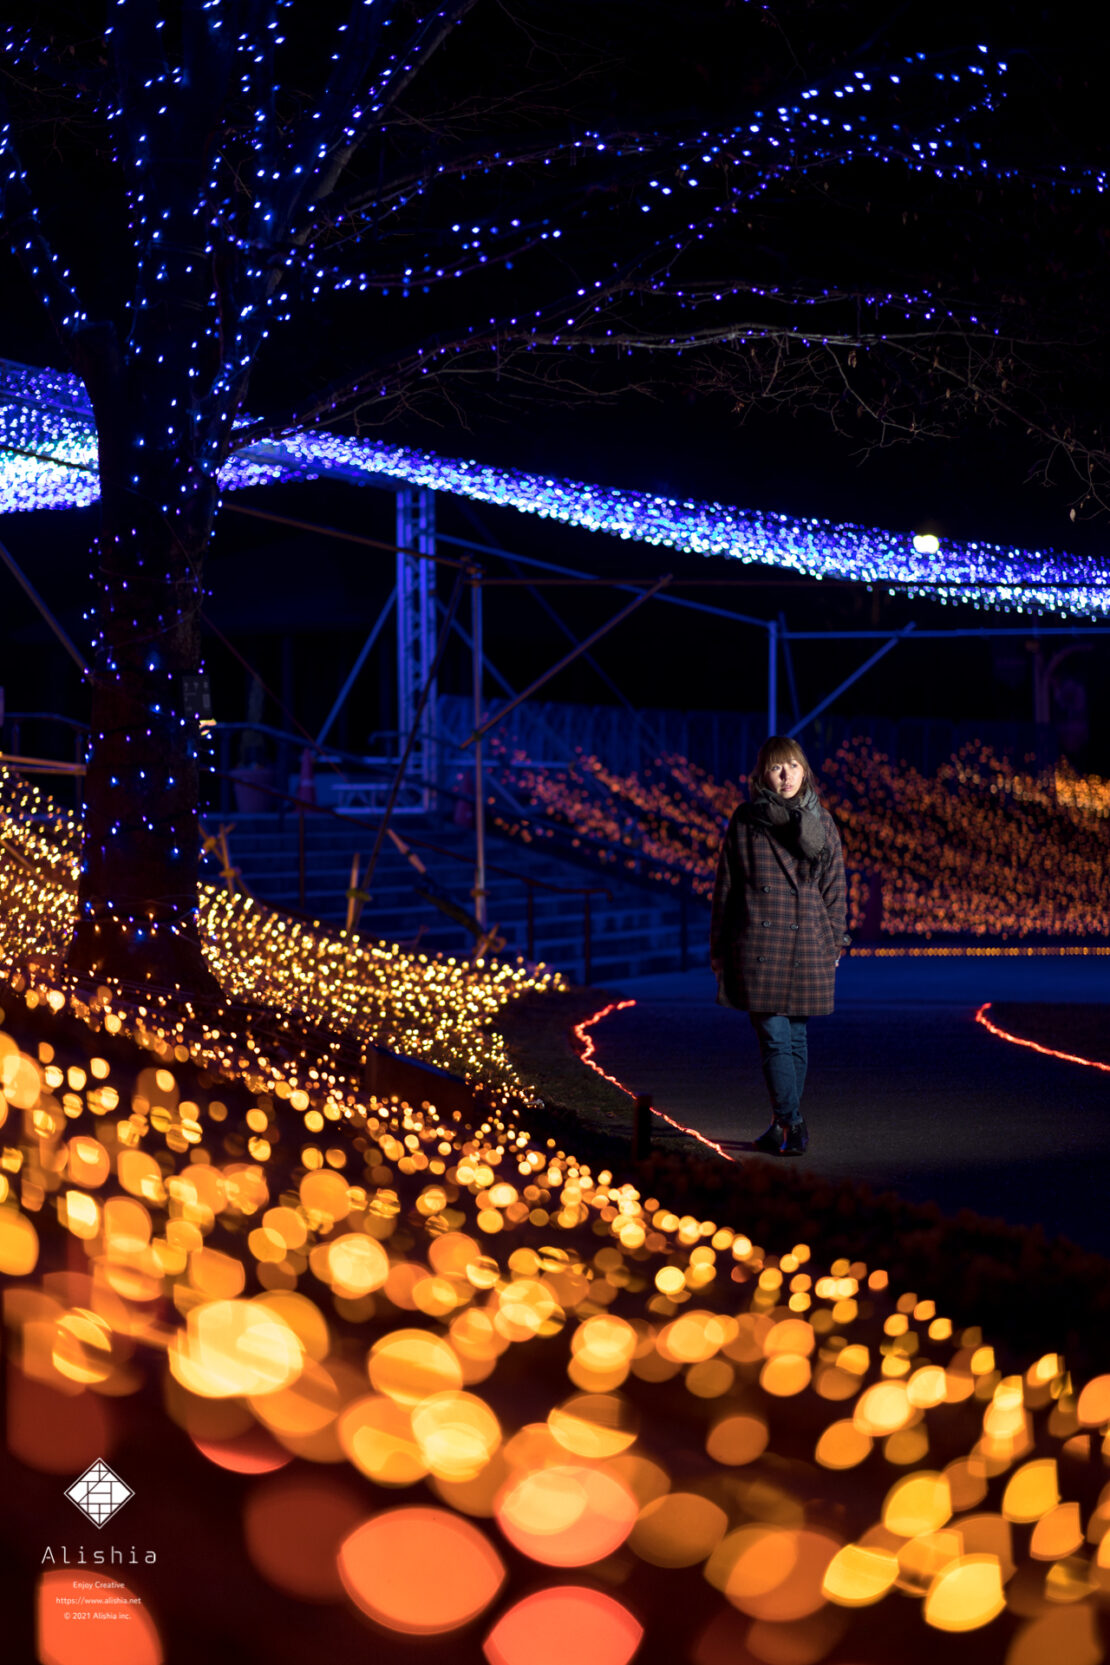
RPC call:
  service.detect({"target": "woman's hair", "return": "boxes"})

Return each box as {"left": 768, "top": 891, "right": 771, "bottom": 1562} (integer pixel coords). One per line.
{"left": 752, "top": 735, "right": 818, "bottom": 796}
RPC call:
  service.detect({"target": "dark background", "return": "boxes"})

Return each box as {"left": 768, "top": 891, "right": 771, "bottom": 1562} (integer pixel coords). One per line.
{"left": 1, "top": 0, "right": 1108, "bottom": 771}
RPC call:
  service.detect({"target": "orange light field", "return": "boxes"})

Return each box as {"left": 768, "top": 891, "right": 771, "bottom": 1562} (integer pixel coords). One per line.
{"left": 2, "top": 764, "right": 1110, "bottom": 1664}
{"left": 491, "top": 738, "right": 1110, "bottom": 942}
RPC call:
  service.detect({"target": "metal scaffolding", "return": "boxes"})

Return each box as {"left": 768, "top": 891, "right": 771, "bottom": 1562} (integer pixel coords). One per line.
{"left": 395, "top": 487, "right": 438, "bottom": 809}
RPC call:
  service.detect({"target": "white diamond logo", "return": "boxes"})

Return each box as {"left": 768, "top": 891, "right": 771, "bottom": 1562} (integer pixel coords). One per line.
{"left": 65, "top": 1460, "right": 134, "bottom": 1529}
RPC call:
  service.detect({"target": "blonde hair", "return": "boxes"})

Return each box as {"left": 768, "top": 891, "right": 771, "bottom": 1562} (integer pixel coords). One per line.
{"left": 752, "top": 735, "right": 818, "bottom": 796}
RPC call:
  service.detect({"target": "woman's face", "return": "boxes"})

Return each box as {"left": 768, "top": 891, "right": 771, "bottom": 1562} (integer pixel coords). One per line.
{"left": 765, "top": 757, "right": 804, "bottom": 798}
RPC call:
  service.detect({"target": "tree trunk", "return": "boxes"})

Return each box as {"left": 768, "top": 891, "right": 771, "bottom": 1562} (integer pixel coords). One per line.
{"left": 65, "top": 401, "right": 222, "bottom": 995}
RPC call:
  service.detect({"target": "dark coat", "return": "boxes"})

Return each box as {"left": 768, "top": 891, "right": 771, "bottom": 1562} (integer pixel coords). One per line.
{"left": 710, "top": 800, "right": 847, "bottom": 1016}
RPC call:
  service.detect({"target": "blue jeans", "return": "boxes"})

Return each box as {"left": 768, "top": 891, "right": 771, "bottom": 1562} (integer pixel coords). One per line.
{"left": 749, "top": 1013, "right": 808, "bottom": 1125}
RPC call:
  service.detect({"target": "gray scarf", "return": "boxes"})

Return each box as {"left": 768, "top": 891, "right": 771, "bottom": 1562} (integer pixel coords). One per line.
{"left": 748, "top": 780, "right": 827, "bottom": 863}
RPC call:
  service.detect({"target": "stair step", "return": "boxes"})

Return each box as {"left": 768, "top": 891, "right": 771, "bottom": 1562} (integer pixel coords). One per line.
{"left": 204, "top": 811, "right": 702, "bottom": 981}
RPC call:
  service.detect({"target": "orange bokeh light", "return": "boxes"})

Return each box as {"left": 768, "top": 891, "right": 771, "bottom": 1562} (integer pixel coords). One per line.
{"left": 338, "top": 1505, "right": 505, "bottom": 1634}
{"left": 815, "top": 1419, "right": 872, "bottom": 1470}
{"left": 167, "top": 1298, "right": 303, "bottom": 1398}
{"left": 495, "top": 1463, "right": 639, "bottom": 1566}
{"left": 882, "top": 1471, "right": 953, "bottom": 1538}
{"left": 0, "top": 1208, "right": 39, "bottom": 1276}
{"left": 484, "top": 1586, "right": 643, "bottom": 1665}
{"left": 822, "top": 1542, "right": 899, "bottom": 1607}
{"left": 548, "top": 1393, "right": 638, "bottom": 1459}
{"left": 759, "top": 1353, "right": 812, "bottom": 1397}
{"left": 411, "top": 1389, "right": 502, "bottom": 1479}
{"left": 630, "top": 1492, "right": 728, "bottom": 1568}
{"left": 339, "top": 1393, "right": 427, "bottom": 1485}
{"left": 38, "top": 1571, "right": 162, "bottom": 1665}
{"left": 923, "top": 1554, "right": 1006, "bottom": 1631}
{"left": 707, "top": 1526, "right": 840, "bottom": 1622}
{"left": 1029, "top": 1501, "right": 1083, "bottom": 1561}
{"left": 192, "top": 1425, "right": 293, "bottom": 1474}
{"left": 705, "top": 1413, "right": 769, "bottom": 1467}
{"left": 1076, "top": 1374, "right": 1110, "bottom": 1427}
{"left": 66, "top": 1135, "right": 111, "bottom": 1187}
{"left": 325, "top": 1231, "right": 389, "bottom": 1296}
{"left": 244, "top": 1474, "right": 366, "bottom": 1600}
{"left": 299, "top": 1167, "right": 351, "bottom": 1224}
{"left": 368, "top": 1327, "right": 463, "bottom": 1404}
{"left": 853, "top": 1381, "right": 915, "bottom": 1436}
{"left": 7, "top": 1364, "right": 112, "bottom": 1474}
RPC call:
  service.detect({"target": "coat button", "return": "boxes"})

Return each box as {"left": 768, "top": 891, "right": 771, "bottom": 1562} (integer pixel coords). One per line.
{"left": 761, "top": 884, "right": 771, "bottom": 893}
{"left": 757, "top": 956, "right": 766, "bottom": 963}
{"left": 790, "top": 923, "right": 799, "bottom": 931}
{"left": 761, "top": 920, "right": 771, "bottom": 927}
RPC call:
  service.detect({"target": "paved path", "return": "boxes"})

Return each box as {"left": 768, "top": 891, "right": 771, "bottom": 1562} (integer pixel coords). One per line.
{"left": 603, "top": 957, "right": 1110, "bottom": 1257}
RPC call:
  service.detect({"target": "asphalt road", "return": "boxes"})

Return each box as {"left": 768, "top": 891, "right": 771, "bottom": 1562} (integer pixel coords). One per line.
{"left": 603, "top": 955, "right": 1110, "bottom": 1257}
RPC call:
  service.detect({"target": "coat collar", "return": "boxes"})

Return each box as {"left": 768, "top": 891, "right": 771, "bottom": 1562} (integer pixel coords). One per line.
{"left": 750, "top": 816, "right": 799, "bottom": 890}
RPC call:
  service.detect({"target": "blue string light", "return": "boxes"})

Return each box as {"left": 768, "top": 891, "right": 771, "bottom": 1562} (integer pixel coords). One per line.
{"left": 0, "top": 357, "right": 1106, "bottom": 619}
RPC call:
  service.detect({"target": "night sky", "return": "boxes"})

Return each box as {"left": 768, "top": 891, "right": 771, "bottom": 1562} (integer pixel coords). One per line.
{"left": 1, "top": 0, "right": 1108, "bottom": 768}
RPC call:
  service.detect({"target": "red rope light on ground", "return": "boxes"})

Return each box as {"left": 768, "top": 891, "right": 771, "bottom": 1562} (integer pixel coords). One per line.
{"left": 975, "top": 1002, "right": 1110, "bottom": 1074}
{"left": 572, "top": 999, "right": 737, "bottom": 1162}
{"left": 572, "top": 1000, "right": 638, "bottom": 1096}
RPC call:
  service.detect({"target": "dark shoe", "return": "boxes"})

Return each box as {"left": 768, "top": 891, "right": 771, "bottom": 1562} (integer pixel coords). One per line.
{"left": 751, "top": 1119, "right": 788, "bottom": 1155}
{"left": 781, "top": 1118, "right": 809, "bottom": 1156}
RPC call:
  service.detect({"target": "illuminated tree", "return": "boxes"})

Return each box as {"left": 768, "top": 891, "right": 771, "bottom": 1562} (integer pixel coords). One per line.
{"left": 0, "top": 0, "right": 1097, "bottom": 988}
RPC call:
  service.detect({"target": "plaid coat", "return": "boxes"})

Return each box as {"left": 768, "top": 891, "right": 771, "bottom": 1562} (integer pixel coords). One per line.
{"left": 710, "top": 801, "right": 847, "bottom": 1016}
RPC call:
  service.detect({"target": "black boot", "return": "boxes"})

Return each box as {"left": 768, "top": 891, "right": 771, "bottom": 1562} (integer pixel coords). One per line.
{"left": 751, "top": 1119, "right": 788, "bottom": 1155}
{"left": 781, "top": 1118, "right": 809, "bottom": 1156}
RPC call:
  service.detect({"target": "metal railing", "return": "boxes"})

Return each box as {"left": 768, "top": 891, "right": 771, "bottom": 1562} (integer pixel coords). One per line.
{"left": 209, "top": 768, "right": 609, "bottom": 980}
{"left": 0, "top": 712, "right": 90, "bottom": 806}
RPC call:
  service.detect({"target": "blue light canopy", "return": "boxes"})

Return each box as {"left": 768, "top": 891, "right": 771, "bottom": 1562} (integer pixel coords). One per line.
{"left": 0, "top": 358, "right": 1106, "bottom": 618}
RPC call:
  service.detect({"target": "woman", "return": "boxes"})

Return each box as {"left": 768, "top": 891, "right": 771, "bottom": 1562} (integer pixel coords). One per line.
{"left": 710, "top": 736, "right": 848, "bottom": 1155}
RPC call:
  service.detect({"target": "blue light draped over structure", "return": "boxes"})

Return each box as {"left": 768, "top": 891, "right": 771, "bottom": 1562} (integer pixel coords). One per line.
{"left": 1, "top": 358, "right": 1107, "bottom": 619}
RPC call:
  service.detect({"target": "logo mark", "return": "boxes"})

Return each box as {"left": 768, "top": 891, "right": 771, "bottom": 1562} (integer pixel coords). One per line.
{"left": 65, "top": 1461, "right": 134, "bottom": 1529}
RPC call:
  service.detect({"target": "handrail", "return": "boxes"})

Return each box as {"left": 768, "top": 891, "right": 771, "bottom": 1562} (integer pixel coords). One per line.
{"left": 209, "top": 768, "right": 607, "bottom": 897}
{"left": 208, "top": 717, "right": 684, "bottom": 883}
{"left": 0, "top": 751, "right": 86, "bottom": 777}
{"left": 3, "top": 711, "right": 91, "bottom": 734}
{"left": 209, "top": 767, "right": 607, "bottom": 977}
{"left": 0, "top": 715, "right": 701, "bottom": 902}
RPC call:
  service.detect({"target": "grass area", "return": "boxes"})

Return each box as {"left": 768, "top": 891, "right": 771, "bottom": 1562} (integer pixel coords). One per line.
{"left": 496, "top": 986, "right": 634, "bottom": 1128}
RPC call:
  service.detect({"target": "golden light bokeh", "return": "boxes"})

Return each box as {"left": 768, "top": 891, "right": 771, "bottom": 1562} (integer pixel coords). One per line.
{"left": 0, "top": 1208, "right": 39, "bottom": 1275}
{"left": 548, "top": 1393, "right": 638, "bottom": 1459}
{"left": 1029, "top": 1501, "right": 1083, "bottom": 1561}
{"left": 815, "top": 1419, "right": 872, "bottom": 1470}
{"left": 1002, "top": 1459, "right": 1061, "bottom": 1524}
{"left": 495, "top": 1463, "right": 639, "bottom": 1565}
{"left": 168, "top": 1299, "right": 303, "bottom": 1398}
{"left": 368, "top": 1328, "right": 464, "bottom": 1403}
{"left": 411, "top": 1390, "right": 502, "bottom": 1479}
{"left": 338, "top": 1393, "right": 427, "bottom": 1485}
{"left": 1075, "top": 1374, "right": 1110, "bottom": 1427}
{"left": 882, "top": 1471, "right": 953, "bottom": 1537}
{"left": 498, "top": 740, "right": 1110, "bottom": 941}
{"left": 854, "top": 1380, "right": 916, "bottom": 1436}
{"left": 923, "top": 1554, "right": 1007, "bottom": 1631}
{"left": 823, "top": 1541, "right": 900, "bottom": 1606}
